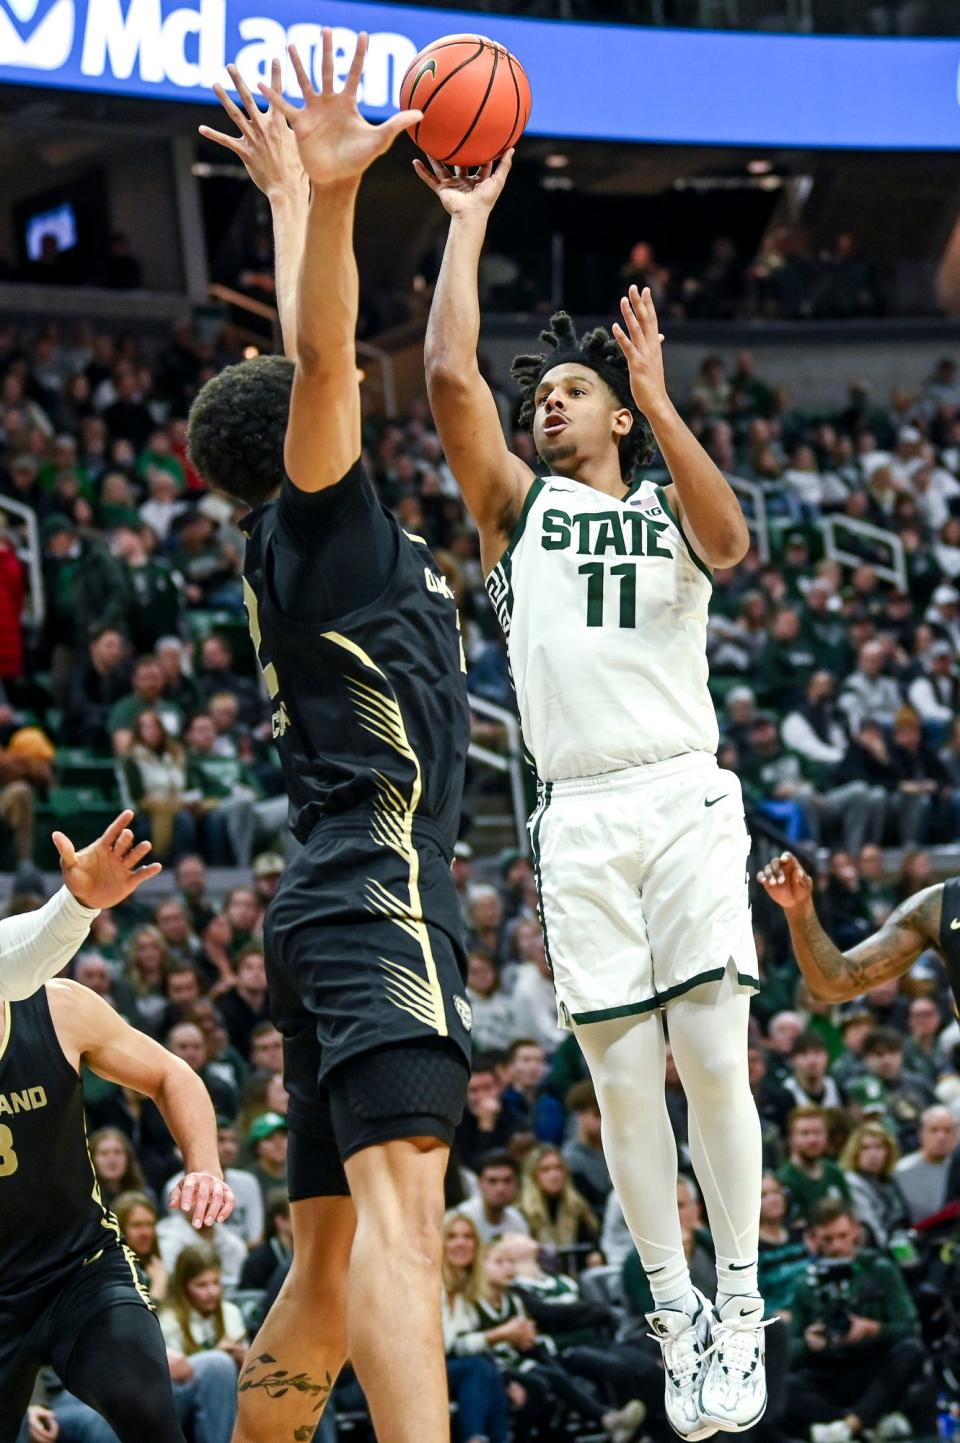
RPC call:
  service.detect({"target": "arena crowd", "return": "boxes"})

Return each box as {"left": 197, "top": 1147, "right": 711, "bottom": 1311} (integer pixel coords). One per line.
{"left": 4, "top": 317, "right": 960, "bottom": 1442}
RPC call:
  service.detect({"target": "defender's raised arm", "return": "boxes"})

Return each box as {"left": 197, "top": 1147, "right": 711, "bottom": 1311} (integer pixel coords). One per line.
{"left": 758, "top": 850, "right": 939, "bottom": 1002}
{"left": 260, "top": 35, "right": 422, "bottom": 493}
{"left": 200, "top": 58, "right": 309, "bottom": 360}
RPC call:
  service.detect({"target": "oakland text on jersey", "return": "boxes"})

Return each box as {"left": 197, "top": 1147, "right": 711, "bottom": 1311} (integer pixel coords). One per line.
{"left": 0, "top": 1086, "right": 47, "bottom": 1116}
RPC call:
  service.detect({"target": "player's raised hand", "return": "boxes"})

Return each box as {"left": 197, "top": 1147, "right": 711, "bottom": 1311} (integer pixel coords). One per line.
{"left": 200, "top": 59, "right": 307, "bottom": 201}
{"left": 169, "top": 1171, "right": 236, "bottom": 1229}
{"left": 53, "top": 809, "right": 162, "bottom": 910}
{"left": 611, "top": 284, "right": 668, "bottom": 417}
{"left": 412, "top": 149, "right": 514, "bottom": 217}
{"left": 258, "top": 32, "right": 423, "bottom": 186}
{"left": 757, "top": 851, "right": 814, "bottom": 914}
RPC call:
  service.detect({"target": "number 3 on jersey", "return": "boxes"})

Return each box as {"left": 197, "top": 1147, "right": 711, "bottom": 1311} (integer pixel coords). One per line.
{"left": 0, "top": 1123, "right": 18, "bottom": 1177}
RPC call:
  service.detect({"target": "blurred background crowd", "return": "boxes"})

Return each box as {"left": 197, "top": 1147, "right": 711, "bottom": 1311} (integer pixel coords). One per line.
{"left": 7, "top": 314, "right": 960, "bottom": 1443}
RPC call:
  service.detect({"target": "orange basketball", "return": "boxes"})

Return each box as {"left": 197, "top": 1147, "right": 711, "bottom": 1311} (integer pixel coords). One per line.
{"left": 399, "top": 34, "right": 532, "bottom": 168}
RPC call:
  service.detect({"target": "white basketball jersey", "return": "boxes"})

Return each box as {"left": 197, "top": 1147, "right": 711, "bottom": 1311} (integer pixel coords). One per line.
{"left": 485, "top": 475, "right": 718, "bottom": 781}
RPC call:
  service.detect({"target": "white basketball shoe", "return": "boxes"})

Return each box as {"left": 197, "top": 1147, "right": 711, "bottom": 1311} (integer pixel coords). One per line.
{"left": 646, "top": 1288, "right": 718, "bottom": 1441}
{"left": 698, "top": 1293, "right": 769, "bottom": 1432}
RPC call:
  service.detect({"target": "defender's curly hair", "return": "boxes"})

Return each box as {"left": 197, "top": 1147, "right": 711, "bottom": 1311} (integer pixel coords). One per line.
{"left": 511, "top": 311, "right": 654, "bottom": 479}
{"left": 187, "top": 355, "right": 295, "bottom": 508}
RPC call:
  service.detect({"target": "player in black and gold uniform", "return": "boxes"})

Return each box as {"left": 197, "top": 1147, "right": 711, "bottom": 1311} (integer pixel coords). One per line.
{"left": 0, "top": 975, "right": 233, "bottom": 1441}
{"left": 759, "top": 850, "right": 960, "bottom": 1009}
{"left": 187, "top": 34, "right": 470, "bottom": 1443}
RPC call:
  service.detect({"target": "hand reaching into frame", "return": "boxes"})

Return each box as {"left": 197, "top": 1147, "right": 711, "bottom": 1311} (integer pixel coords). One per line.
{"left": 258, "top": 30, "right": 423, "bottom": 188}
{"left": 200, "top": 58, "right": 307, "bottom": 202}
{"left": 756, "top": 851, "right": 815, "bottom": 915}
{"left": 54, "top": 809, "right": 161, "bottom": 910}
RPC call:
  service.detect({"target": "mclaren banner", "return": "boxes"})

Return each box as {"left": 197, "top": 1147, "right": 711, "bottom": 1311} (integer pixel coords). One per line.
{"left": 2, "top": 0, "right": 960, "bottom": 149}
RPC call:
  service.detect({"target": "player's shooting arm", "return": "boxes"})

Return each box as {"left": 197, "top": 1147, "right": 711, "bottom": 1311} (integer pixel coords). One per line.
{"left": 758, "top": 853, "right": 940, "bottom": 1002}
{"left": 419, "top": 156, "right": 532, "bottom": 554}
{"left": 47, "top": 980, "right": 233, "bottom": 1227}
{"left": 613, "top": 286, "right": 748, "bottom": 570}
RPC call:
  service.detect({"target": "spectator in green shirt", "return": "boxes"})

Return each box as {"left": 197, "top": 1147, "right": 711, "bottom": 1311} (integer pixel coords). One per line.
{"left": 778, "top": 1106, "right": 851, "bottom": 1227}
{"left": 109, "top": 655, "right": 185, "bottom": 755}
{"left": 184, "top": 713, "right": 286, "bottom": 866}
{"left": 109, "top": 524, "right": 185, "bottom": 652}
{"left": 785, "top": 1198, "right": 925, "bottom": 1443}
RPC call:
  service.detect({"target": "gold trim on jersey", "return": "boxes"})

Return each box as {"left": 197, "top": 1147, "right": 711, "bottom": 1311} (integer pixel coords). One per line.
{"left": 322, "top": 630, "right": 448, "bottom": 1038}
{"left": 86, "top": 1135, "right": 155, "bottom": 1310}
{"left": 0, "top": 1001, "right": 10, "bottom": 1067}
{"left": 242, "top": 575, "right": 280, "bottom": 700}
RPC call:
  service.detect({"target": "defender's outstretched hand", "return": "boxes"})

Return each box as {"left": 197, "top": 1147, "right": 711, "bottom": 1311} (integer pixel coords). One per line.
{"left": 413, "top": 150, "right": 514, "bottom": 218}
{"left": 612, "top": 284, "right": 667, "bottom": 417}
{"left": 259, "top": 32, "right": 423, "bottom": 186}
{"left": 200, "top": 59, "right": 307, "bottom": 200}
{"left": 53, "top": 809, "right": 161, "bottom": 910}
{"left": 757, "top": 851, "right": 814, "bottom": 914}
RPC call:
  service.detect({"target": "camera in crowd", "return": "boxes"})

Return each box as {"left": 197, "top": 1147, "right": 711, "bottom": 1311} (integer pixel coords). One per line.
{"left": 807, "top": 1257, "right": 856, "bottom": 1342}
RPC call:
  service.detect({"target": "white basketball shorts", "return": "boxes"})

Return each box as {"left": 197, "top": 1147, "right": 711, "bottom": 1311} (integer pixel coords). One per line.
{"left": 528, "top": 752, "right": 759, "bottom": 1027}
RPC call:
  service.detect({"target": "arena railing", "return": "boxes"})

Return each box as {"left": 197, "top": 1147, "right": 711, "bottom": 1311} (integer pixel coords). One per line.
{"left": 207, "top": 284, "right": 398, "bottom": 415}
{"left": 820, "top": 513, "right": 907, "bottom": 590}
{"left": 467, "top": 694, "right": 529, "bottom": 854}
{"left": 726, "top": 474, "right": 771, "bottom": 565}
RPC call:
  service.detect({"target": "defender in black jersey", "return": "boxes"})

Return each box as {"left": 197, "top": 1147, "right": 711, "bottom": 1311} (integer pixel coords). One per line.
{"left": 0, "top": 977, "right": 232, "bottom": 1441}
{"left": 759, "top": 851, "right": 960, "bottom": 1010}
{"left": 186, "top": 34, "right": 469, "bottom": 1443}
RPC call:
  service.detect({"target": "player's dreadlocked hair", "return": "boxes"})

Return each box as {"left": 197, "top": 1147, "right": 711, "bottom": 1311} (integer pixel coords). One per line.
{"left": 187, "top": 355, "right": 295, "bottom": 508}
{"left": 511, "top": 311, "right": 654, "bottom": 479}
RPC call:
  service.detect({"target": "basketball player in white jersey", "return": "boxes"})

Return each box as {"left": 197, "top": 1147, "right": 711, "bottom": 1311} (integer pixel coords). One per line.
{"left": 418, "top": 154, "right": 766, "bottom": 1438}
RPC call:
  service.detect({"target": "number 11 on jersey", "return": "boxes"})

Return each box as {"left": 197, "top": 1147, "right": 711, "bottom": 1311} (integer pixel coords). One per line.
{"left": 578, "top": 563, "right": 637, "bottom": 629}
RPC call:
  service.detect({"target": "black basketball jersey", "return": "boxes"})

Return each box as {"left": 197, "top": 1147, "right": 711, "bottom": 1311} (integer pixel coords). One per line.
{"left": 241, "top": 494, "right": 470, "bottom": 853}
{"left": 939, "top": 877, "right": 960, "bottom": 1007}
{"left": 0, "top": 988, "right": 136, "bottom": 1332}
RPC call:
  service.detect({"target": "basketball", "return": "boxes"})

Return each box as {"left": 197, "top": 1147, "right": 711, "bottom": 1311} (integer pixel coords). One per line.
{"left": 399, "top": 34, "right": 532, "bottom": 168}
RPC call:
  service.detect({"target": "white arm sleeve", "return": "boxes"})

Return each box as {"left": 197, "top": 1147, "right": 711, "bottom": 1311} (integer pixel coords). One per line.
{"left": 0, "top": 886, "right": 100, "bottom": 1002}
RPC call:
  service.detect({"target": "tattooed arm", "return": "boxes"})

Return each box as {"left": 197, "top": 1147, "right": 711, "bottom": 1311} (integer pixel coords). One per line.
{"left": 757, "top": 851, "right": 942, "bottom": 1002}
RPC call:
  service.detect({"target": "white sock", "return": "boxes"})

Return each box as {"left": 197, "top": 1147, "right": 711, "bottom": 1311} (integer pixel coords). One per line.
{"left": 655, "top": 1285, "right": 701, "bottom": 1317}
{"left": 715, "top": 1257, "right": 759, "bottom": 1301}
{"left": 646, "top": 1255, "right": 696, "bottom": 1312}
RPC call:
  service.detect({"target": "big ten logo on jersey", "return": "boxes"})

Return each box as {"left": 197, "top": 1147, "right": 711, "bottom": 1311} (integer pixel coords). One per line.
{"left": 540, "top": 507, "right": 672, "bottom": 559}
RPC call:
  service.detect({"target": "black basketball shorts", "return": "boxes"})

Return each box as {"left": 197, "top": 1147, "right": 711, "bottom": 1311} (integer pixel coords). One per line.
{"left": 264, "top": 819, "right": 472, "bottom": 1199}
